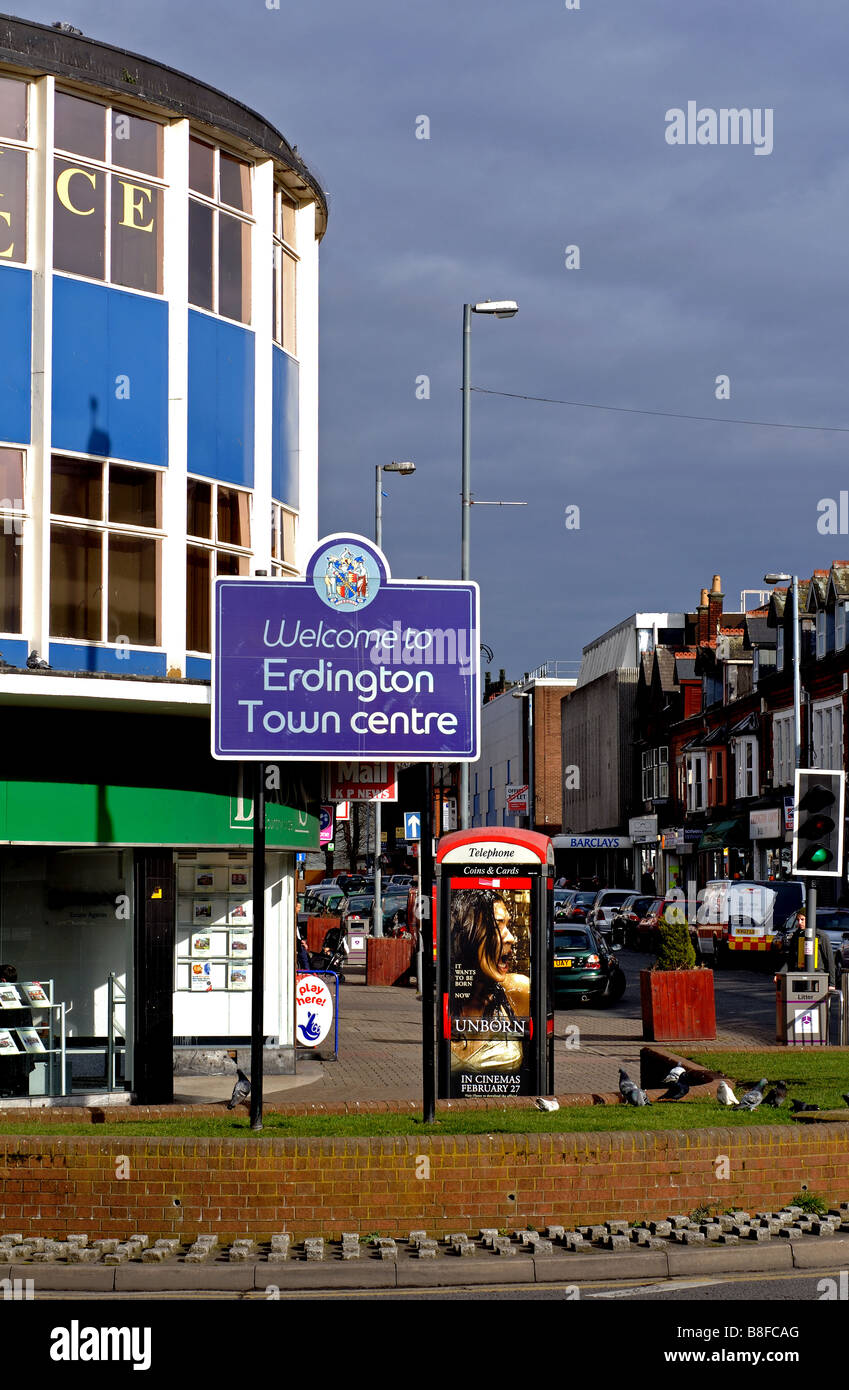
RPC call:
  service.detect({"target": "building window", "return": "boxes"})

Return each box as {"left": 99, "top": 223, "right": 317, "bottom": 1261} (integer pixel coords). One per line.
{"left": 53, "top": 93, "right": 165, "bottom": 293}
{"left": 0, "top": 75, "right": 30, "bottom": 266}
{"left": 812, "top": 698, "right": 843, "bottom": 771}
{"left": 49, "top": 455, "right": 162, "bottom": 646}
{"left": 0, "top": 446, "right": 24, "bottom": 633}
{"left": 272, "top": 186, "right": 297, "bottom": 354}
{"left": 707, "top": 749, "right": 726, "bottom": 807}
{"left": 816, "top": 609, "right": 827, "bottom": 660}
{"left": 733, "top": 736, "right": 759, "bottom": 799}
{"left": 772, "top": 709, "right": 794, "bottom": 787}
{"left": 642, "top": 747, "right": 669, "bottom": 801}
{"left": 186, "top": 477, "right": 252, "bottom": 652}
{"left": 837, "top": 601, "right": 847, "bottom": 652}
{"left": 776, "top": 625, "right": 784, "bottom": 671}
{"left": 271, "top": 503, "right": 297, "bottom": 574}
{"left": 188, "top": 137, "right": 252, "bottom": 325}
{"left": 686, "top": 753, "right": 707, "bottom": 812}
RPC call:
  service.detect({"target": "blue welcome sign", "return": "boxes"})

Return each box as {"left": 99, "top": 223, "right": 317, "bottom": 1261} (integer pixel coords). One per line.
{"left": 212, "top": 534, "right": 480, "bottom": 762}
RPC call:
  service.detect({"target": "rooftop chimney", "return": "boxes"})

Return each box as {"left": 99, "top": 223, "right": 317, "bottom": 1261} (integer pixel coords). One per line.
{"left": 711, "top": 574, "right": 722, "bottom": 593}
{"left": 700, "top": 588, "right": 709, "bottom": 607}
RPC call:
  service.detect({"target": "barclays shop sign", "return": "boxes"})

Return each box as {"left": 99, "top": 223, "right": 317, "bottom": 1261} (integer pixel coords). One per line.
{"left": 556, "top": 835, "right": 634, "bottom": 850}
{"left": 212, "top": 535, "right": 479, "bottom": 762}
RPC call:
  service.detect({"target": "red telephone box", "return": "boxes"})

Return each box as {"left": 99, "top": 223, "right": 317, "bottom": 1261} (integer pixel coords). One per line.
{"left": 435, "top": 828, "right": 554, "bottom": 1099}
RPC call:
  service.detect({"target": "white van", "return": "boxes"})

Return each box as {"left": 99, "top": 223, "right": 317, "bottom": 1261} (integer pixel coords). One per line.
{"left": 694, "top": 879, "right": 805, "bottom": 962}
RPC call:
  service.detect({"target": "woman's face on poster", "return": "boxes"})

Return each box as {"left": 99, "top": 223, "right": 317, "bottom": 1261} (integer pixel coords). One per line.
{"left": 478, "top": 899, "right": 517, "bottom": 982}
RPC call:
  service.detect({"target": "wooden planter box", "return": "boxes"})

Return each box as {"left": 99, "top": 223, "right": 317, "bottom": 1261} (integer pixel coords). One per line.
{"left": 640, "top": 968, "right": 717, "bottom": 1041}
{"left": 367, "top": 936, "right": 415, "bottom": 987}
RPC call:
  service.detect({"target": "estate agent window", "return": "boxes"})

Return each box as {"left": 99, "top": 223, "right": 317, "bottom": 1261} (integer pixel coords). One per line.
{"left": 49, "top": 455, "right": 163, "bottom": 646}
{"left": 0, "top": 75, "right": 30, "bottom": 266}
{"left": 272, "top": 185, "right": 297, "bottom": 354}
{"left": 733, "top": 736, "right": 759, "bottom": 799}
{"left": 812, "top": 699, "right": 843, "bottom": 771}
{"left": 0, "top": 447, "right": 25, "bottom": 634}
{"left": 188, "top": 137, "right": 252, "bottom": 324}
{"left": 187, "top": 478, "right": 252, "bottom": 652}
{"left": 53, "top": 92, "right": 165, "bottom": 293}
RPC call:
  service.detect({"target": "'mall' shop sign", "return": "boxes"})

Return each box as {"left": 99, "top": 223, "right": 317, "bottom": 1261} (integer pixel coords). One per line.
{"left": 212, "top": 535, "right": 480, "bottom": 762}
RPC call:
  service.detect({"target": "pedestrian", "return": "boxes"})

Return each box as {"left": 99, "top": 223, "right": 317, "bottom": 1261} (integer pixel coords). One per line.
{"left": 788, "top": 911, "right": 839, "bottom": 988}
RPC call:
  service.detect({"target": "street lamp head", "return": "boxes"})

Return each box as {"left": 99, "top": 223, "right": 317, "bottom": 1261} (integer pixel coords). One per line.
{"left": 472, "top": 299, "right": 519, "bottom": 319}
{"left": 384, "top": 460, "right": 416, "bottom": 475}
{"left": 763, "top": 572, "right": 792, "bottom": 585}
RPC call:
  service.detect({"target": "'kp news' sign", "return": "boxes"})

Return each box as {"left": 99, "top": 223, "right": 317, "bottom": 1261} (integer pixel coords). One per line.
{"left": 212, "top": 535, "right": 479, "bottom": 762}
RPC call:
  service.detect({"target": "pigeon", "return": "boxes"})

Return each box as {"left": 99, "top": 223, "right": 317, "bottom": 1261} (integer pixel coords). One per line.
{"left": 716, "top": 1080, "right": 738, "bottom": 1107}
{"left": 762, "top": 1081, "right": 787, "bottom": 1108}
{"left": 618, "top": 1068, "right": 651, "bottom": 1106}
{"left": 790, "top": 1099, "right": 821, "bottom": 1113}
{"left": 842, "top": 1093, "right": 849, "bottom": 1109}
{"left": 661, "top": 1064, "right": 685, "bottom": 1085}
{"left": 27, "top": 650, "right": 51, "bottom": 670}
{"left": 658, "top": 1075, "right": 690, "bottom": 1102}
{"left": 226, "top": 1067, "right": 251, "bottom": 1109}
{"left": 734, "top": 1078, "right": 768, "bottom": 1111}
{"left": 535, "top": 1097, "right": 560, "bottom": 1112}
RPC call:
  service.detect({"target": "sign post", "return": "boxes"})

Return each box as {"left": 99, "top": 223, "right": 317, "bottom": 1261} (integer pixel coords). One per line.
{"left": 211, "top": 535, "right": 480, "bottom": 1130}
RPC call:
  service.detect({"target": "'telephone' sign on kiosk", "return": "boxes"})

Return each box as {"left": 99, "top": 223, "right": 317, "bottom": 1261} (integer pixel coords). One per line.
{"left": 212, "top": 535, "right": 480, "bottom": 762}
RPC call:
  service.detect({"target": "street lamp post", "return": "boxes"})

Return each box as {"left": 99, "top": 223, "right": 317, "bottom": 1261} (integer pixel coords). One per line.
{"left": 460, "top": 300, "right": 519, "bottom": 829}
{"left": 764, "top": 570, "right": 811, "bottom": 955}
{"left": 372, "top": 461, "right": 416, "bottom": 938}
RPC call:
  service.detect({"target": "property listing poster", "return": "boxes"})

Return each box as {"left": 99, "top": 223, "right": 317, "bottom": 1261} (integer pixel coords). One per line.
{"left": 447, "top": 879, "right": 533, "bottom": 1098}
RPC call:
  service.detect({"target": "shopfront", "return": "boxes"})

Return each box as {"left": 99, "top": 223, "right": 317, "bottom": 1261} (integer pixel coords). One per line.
{"left": 0, "top": 703, "right": 319, "bottom": 1102}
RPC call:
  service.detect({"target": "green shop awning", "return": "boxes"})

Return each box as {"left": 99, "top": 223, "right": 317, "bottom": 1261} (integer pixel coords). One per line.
{"left": 698, "top": 818, "right": 745, "bottom": 851}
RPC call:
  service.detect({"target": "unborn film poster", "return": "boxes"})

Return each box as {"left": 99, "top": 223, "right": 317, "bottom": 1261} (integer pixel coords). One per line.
{"left": 448, "top": 880, "right": 533, "bottom": 1098}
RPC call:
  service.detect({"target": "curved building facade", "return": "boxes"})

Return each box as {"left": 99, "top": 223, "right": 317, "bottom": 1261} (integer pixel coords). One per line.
{"left": 0, "top": 17, "right": 326, "bottom": 1101}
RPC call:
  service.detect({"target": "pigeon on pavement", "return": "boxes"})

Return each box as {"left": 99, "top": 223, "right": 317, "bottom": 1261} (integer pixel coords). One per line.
{"left": 619, "top": 1068, "right": 651, "bottom": 1106}
{"left": 535, "top": 1097, "right": 559, "bottom": 1111}
{"left": 227, "top": 1067, "right": 251, "bottom": 1109}
{"left": 790, "top": 1099, "right": 821, "bottom": 1113}
{"left": 716, "top": 1080, "right": 738, "bottom": 1107}
{"left": 661, "top": 1064, "right": 686, "bottom": 1085}
{"left": 763, "top": 1081, "right": 787, "bottom": 1108}
{"left": 734, "top": 1078, "right": 768, "bottom": 1111}
{"left": 27, "top": 650, "right": 51, "bottom": 670}
{"left": 659, "top": 1075, "right": 690, "bottom": 1102}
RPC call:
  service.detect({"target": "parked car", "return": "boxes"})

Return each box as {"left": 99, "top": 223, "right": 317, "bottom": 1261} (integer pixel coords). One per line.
{"left": 342, "top": 892, "right": 410, "bottom": 933}
{"left": 554, "top": 889, "right": 576, "bottom": 924}
{"left": 586, "top": 889, "right": 635, "bottom": 937}
{"left": 611, "top": 894, "right": 657, "bottom": 949}
{"left": 551, "top": 924, "right": 626, "bottom": 1006}
{"left": 628, "top": 896, "right": 689, "bottom": 953}
{"left": 562, "top": 890, "right": 598, "bottom": 923}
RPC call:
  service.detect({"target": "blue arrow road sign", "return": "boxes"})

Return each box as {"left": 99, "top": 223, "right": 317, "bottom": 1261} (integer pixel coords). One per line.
{"left": 404, "top": 812, "right": 421, "bottom": 841}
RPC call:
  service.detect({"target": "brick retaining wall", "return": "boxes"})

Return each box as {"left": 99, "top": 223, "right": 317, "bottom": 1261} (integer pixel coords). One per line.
{"left": 2, "top": 1126, "right": 848, "bottom": 1240}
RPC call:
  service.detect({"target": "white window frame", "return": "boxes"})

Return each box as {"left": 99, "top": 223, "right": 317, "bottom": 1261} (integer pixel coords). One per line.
{"left": 837, "top": 601, "right": 847, "bottom": 652}
{"left": 188, "top": 136, "right": 254, "bottom": 325}
{"left": 686, "top": 752, "right": 707, "bottom": 812}
{"left": 816, "top": 609, "right": 827, "bottom": 660}
{"left": 776, "top": 626, "right": 784, "bottom": 672}
{"left": 0, "top": 74, "right": 33, "bottom": 270}
{"left": 733, "top": 735, "right": 759, "bottom": 799}
{"left": 186, "top": 475, "right": 254, "bottom": 655}
{"left": 772, "top": 709, "right": 794, "bottom": 788}
{"left": 812, "top": 698, "right": 843, "bottom": 772}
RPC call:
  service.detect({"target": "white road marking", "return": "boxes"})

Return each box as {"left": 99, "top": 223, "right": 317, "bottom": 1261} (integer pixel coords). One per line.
{"left": 590, "top": 1279, "right": 722, "bottom": 1298}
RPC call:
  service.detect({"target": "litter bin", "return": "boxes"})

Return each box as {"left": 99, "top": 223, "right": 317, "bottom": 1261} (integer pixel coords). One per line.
{"left": 776, "top": 970, "right": 831, "bottom": 1046}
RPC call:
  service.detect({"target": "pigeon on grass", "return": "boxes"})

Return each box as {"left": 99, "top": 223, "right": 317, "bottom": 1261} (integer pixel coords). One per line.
{"left": 535, "top": 1097, "right": 560, "bottom": 1112}
{"left": 227, "top": 1067, "right": 251, "bottom": 1109}
{"left": 762, "top": 1081, "right": 787, "bottom": 1108}
{"left": 619, "top": 1068, "right": 651, "bottom": 1106}
{"left": 658, "top": 1074, "right": 690, "bottom": 1102}
{"left": 734, "top": 1078, "right": 768, "bottom": 1112}
{"left": 790, "top": 1099, "right": 821, "bottom": 1113}
{"left": 716, "top": 1080, "right": 738, "bottom": 1107}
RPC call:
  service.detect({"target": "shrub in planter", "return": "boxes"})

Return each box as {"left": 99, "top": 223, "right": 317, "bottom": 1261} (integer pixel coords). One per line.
{"left": 640, "top": 911, "right": 716, "bottom": 1041}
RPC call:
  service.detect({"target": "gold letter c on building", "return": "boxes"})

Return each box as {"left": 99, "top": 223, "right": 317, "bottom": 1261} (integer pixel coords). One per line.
{"left": 56, "top": 166, "right": 97, "bottom": 216}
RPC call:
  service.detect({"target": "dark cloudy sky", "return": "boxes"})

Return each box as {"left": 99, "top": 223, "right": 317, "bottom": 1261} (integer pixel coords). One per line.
{"left": 15, "top": 0, "right": 849, "bottom": 674}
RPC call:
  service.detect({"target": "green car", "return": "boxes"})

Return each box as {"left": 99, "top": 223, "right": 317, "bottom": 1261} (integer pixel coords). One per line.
{"left": 552, "top": 924, "right": 626, "bottom": 1006}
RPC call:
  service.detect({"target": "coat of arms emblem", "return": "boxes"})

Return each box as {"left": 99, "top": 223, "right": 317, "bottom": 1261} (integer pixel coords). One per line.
{"left": 322, "top": 547, "right": 370, "bottom": 608}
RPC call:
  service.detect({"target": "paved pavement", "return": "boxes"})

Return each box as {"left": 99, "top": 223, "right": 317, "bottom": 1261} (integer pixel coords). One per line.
{"left": 185, "top": 948, "right": 779, "bottom": 1107}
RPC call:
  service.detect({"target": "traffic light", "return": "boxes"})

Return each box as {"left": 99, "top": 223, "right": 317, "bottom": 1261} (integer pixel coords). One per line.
{"left": 792, "top": 769, "right": 845, "bottom": 876}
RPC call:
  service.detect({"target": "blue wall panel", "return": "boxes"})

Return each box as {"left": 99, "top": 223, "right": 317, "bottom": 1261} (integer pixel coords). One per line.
{"left": 0, "top": 266, "right": 31, "bottom": 444}
{"left": 52, "top": 278, "right": 168, "bottom": 466}
{"left": 0, "top": 638, "right": 28, "bottom": 668}
{"left": 49, "top": 642, "right": 167, "bottom": 677}
{"left": 272, "top": 345, "right": 299, "bottom": 508}
{"left": 188, "top": 312, "right": 254, "bottom": 487}
{"left": 185, "top": 656, "right": 211, "bottom": 681}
